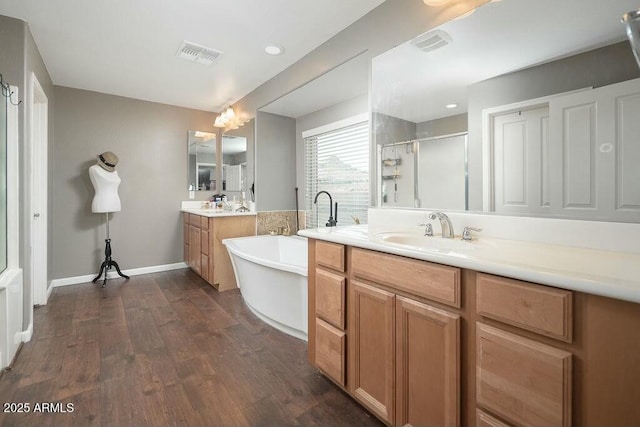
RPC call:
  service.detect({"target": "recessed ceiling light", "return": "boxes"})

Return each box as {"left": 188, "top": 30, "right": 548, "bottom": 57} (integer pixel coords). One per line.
{"left": 264, "top": 44, "right": 284, "bottom": 56}
{"left": 446, "top": 103, "right": 458, "bottom": 109}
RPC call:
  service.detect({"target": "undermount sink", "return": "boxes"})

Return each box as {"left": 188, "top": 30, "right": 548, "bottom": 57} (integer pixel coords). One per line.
{"left": 374, "top": 231, "right": 482, "bottom": 252}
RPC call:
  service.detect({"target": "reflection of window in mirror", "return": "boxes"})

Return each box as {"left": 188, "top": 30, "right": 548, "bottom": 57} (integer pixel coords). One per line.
{"left": 188, "top": 130, "right": 216, "bottom": 191}
{"left": 221, "top": 135, "right": 247, "bottom": 192}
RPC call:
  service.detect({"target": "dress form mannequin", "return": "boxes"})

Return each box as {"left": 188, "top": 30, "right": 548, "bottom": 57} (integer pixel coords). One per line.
{"left": 90, "top": 151, "right": 129, "bottom": 287}
{"left": 89, "top": 164, "right": 121, "bottom": 213}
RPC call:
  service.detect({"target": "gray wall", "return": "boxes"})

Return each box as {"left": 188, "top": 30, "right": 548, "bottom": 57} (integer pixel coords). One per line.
{"left": 255, "top": 111, "right": 296, "bottom": 211}
{"left": 467, "top": 41, "right": 640, "bottom": 210}
{"left": 52, "top": 86, "right": 214, "bottom": 279}
{"left": 416, "top": 113, "right": 468, "bottom": 139}
{"left": 0, "top": 15, "right": 55, "bottom": 327}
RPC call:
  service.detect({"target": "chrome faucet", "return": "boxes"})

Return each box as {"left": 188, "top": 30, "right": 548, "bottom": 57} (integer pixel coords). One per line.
{"left": 313, "top": 191, "right": 338, "bottom": 227}
{"left": 428, "top": 211, "right": 454, "bottom": 238}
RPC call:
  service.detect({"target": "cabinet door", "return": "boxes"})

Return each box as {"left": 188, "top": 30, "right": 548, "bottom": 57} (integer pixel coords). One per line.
{"left": 477, "top": 323, "right": 572, "bottom": 427}
{"left": 315, "top": 318, "right": 346, "bottom": 386}
{"left": 348, "top": 280, "right": 395, "bottom": 424}
{"left": 183, "top": 215, "right": 190, "bottom": 262}
{"left": 200, "top": 253, "right": 209, "bottom": 282}
{"left": 189, "top": 224, "right": 201, "bottom": 274}
{"left": 396, "top": 296, "right": 460, "bottom": 427}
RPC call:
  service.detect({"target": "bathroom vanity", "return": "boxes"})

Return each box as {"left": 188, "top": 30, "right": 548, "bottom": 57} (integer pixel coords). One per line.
{"left": 181, "top": 208, "right": 256, "bottom": 291}
{"left": 300, "top": 212, "right": 640, "bottom": 427}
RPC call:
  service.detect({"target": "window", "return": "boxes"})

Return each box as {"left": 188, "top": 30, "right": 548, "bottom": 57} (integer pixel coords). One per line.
{"left": 304, "top": 119, "right": 369, "bottom": 229}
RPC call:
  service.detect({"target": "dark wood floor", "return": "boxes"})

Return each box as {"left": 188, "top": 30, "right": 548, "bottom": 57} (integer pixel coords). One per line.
{"left": 0, "top": 269, "right": 382, "bottom": 427}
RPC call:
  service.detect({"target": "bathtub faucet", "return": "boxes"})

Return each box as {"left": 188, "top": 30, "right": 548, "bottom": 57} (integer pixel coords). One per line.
{"left": 313, "top": 191, "right": 338, "bottom": 227}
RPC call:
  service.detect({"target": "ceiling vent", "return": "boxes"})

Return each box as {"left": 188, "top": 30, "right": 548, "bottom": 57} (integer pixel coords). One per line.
{"left": 176, "top": 41, "right": 222, "bottom": 65}
{"left": 410, "top": 29, "right": 452, "bottom": 53}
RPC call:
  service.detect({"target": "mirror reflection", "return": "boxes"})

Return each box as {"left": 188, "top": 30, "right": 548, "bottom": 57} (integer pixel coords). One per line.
{"left": 222, "top": 118, "right": 255, "bottom": 201}
{"left": 222, "top": 134, "right": 247, "bottom": 192}
{"left": 188, "top": 130, "right": 217, "bottom": 191}
{"left": 373, "top": 0, "right": 640, "bottom": 222}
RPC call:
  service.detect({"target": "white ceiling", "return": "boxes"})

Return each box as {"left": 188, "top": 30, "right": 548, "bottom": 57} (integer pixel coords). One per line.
{"left": 0, "top": 0, "right": 385, "bottom": 112}
{"left": 372, "top": 0, "right": 640, "bottom": 124}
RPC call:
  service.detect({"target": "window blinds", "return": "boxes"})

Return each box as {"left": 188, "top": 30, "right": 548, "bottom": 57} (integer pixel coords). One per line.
{"left": 304, "top": 120, "right": 369, "bottom": 229}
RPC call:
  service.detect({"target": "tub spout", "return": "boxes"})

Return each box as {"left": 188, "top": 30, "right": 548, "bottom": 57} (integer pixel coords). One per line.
{"left": 313, "top": 191, "right": 337, "bottom": 227}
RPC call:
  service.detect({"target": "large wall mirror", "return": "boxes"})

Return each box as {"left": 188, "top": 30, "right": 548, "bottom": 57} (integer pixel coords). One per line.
{"left": 373, "top": 0, "right": 640, "bottom": 222}
{"left": 188, "top": 118, "right": 255, "bottom": 196}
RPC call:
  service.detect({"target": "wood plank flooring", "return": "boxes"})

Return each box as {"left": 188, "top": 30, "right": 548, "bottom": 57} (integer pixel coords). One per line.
{"left": 0, "top": 269, "right": 382, "bottom": 426}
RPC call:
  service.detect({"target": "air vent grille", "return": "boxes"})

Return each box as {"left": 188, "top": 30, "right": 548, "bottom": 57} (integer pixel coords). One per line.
{"left": 177, "top": 41, "right": 222, "bottom": 65}
{"left": 410, "top": 29, "right": 452, "bottom": 53}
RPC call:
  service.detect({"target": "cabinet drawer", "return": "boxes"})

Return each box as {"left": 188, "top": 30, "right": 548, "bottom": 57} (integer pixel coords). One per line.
{"left": 316, "top": 241, "right": 345, "bottom": 272}
{"left": 476, "top": 409, "right": 511, "bottom": 427}
{"left": 351, "top": 248, "right": 460, "bottom": 308}
{"left": 189, "top": 213, "right": 201, "bottom": 228}
{"left": 477, "top": 273, "right": 573, "bottom": 342}
{"left": 315, "top": 268, "right": 345, "bottom": 329}
{"left": 315, "top": 318, "right": 346, "bottom": 387}
{"left": 476, "top": 323, "right": 572, "bottom": 427}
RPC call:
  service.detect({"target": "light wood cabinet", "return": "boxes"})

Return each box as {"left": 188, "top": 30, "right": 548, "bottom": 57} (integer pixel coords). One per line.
{"left": 396, "top": 296, "right": 459, "bottom": 427}
{"left": 348, "top": 280, "right": 396, "bottom": 424}
{"left": 307, "top": 238, "right": 640, "bottom": 427}
{"left": 476, "top": 323, "right": 572, "bottom": 427}
{"left": 315, "top": 318, "right": 346, "bottom": 386}
{"left": 348, "top": 249, "right": 461, "bottom": 427}
{"left": 182, "top": 213, "right": 255, "bottom": 290}
{"left": 311, "top": 241, "right": 348, "bottom": 387}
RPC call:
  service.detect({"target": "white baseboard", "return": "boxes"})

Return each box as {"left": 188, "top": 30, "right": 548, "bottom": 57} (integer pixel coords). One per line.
{"left": 19, "top": 322, "right": 33, "bottom": 343}
{"left": 51, "top": 262, "right": 189, "bottom": 288}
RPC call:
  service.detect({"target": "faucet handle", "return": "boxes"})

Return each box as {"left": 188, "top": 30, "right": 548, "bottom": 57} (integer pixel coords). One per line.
{"left": 418, "top": 223, "right": 434, "bottom": 236}
{"left": 461, "top": 226, "right": 482, "bottom": 241}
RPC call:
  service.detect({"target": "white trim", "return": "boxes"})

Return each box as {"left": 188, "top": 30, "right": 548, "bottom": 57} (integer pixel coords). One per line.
{"left": 481, "top": 87, "right": 593, "bottom": 211}
{"left": 301, "top": 112, "right": 368, "bottom": 139}
{"left": 30, "top": 73, "right": 49, "bottom": 306}
{"left": 6, "top": 86, "right": 19, "bottom": 270}
{"left": 19, "top": 322, "right": 32, "bottom": 343}
{"left": 50, "top": 262, "right": 189, "bottom": 288}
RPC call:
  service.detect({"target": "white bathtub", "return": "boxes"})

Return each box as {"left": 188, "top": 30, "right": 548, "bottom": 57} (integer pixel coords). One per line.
{"left": 222, "top": 235, "right": 308, "bottom": 341}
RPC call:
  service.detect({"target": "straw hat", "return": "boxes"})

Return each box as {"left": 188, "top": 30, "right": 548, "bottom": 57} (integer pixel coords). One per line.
{"left": 97, "top": 151, "right": 118, "bottom": 172}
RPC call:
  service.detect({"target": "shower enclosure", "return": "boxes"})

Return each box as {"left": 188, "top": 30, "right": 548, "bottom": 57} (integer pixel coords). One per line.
{"left": 378, "top": 132, "right": 468, "bottom": 210}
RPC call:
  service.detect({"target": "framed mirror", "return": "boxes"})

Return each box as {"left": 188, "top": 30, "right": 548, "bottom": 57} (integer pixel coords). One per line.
{"left": 188, "top": 130, "right": 217, "bottom": 191}
{"left": 372, "top": 0, "right": 640, "bottom": 222}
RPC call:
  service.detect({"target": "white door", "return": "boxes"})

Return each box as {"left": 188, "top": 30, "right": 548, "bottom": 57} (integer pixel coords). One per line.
{"left": 31, "top": 73, "right": 48, "bottom": 306}
{"left": 548, "top": 77, "right": 640, "bottom": 222}
{"left": 492, "top": 106, "right": 549, "bottom": 215}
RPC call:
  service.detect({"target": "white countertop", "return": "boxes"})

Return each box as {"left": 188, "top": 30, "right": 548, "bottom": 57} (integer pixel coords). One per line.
{"left": 181, "top": 208, "right": 256, "bottom": 217}
{"left": 298, "top": 224, "right": 640, "bottom": 304}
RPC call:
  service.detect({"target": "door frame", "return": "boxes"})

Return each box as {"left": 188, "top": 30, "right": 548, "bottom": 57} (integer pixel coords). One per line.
{"left": 29, "top": 73, "right": 49, "bottom": 307}
{"left": 481, "top": 88, "right": 591, "bottom": 212}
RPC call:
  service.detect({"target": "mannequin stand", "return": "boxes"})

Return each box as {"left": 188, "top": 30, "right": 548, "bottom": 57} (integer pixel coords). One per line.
{"left": 93, "top": 212, "right": 129, "bottom": 288}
